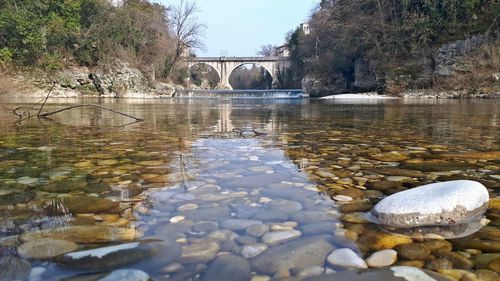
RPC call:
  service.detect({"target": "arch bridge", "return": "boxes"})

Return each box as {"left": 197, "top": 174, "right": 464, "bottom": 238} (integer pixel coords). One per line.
{"left": 187, "top": 57, "right": 291, "bottom": 90}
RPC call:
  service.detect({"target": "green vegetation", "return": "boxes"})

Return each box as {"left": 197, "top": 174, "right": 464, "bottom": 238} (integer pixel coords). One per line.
{"left": 288, "top": 0, "right": 499, "bottom": 93}
{"left": 0, "top": 0, "right": 203, "bottom": 82}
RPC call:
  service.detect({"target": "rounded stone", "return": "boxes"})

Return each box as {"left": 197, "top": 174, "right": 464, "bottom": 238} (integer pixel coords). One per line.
{"left": 359, "top": 232, "right": 413, "bottom": 251}
{"left": 246, "top": 224, "right": 269, "bottom": 237}
{"left": 327, "top": 248, "right": 368, "bottom": 269}
{"left": 395, "top": 243, "right": 431, "bottom": 260}
{"left": 58, "top": 240, "right": 181, "bottom": 270}
{"left": 18, "top": 239, "right": 78, "bottom": 259}
{"left": 99, "top": 269, "right": 150, "bottom": 281}
{"left": 422, "top": 239, "right": 453, "bottom": 254}
{"left": 179, "top": 241, "right": 220, "bottom": 264}
{"left": 366, "top": 250, "right": 398, "bottom": 267}
{"left": 488, "top": 256, "right": 500, "bottom": 273}
{"left": 192, "top": 221, "right": 219, "bottom": 233}
{"left": 436, "top": 252, "right": 474, "bottom": 270}
{"left": 267, "top": 199, "right": 302, "bottom": 212}
{"left": 372, "top": 180, "right": 489, "bottom": 228}
{"left": 426, "top": 259, "right": 453, "bottom": 271}
{"left": 62, "top": 196, "right": 120, "bottom": 214}
{"left": 262, "top": 230, "right": 301, "bottom": 246}
{"left": 241, "top": 243, "right": 268, "bottom": 258}
{"left": 251, "top": 237, "right": 334, "bottom": 275}
{"left": 21, "top": 226, "right": 136, "bottom": 244}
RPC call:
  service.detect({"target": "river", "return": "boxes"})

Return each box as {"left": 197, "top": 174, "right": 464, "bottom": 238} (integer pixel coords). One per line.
{"left": 0, "top": 96, "right": 498, "bottom": 280}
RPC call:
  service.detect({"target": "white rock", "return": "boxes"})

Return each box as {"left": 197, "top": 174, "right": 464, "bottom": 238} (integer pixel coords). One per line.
{"left": 99, "top": 269, "right": 149, "bottom": 281}
{"left": 66, "top": 242, "right": 140, "bottom": 260}
{"left": 366, "top": 249, "right": 397, "bottom": 267}
{"left": 28, "top": 267, "right": 46, "bottom": 281}
{"left": 333, "top": 195, "right": 353, "bottom": 202}
{"left": 372, "top": 180, "right": 489, "bottom": 227}
{"left": 170, "top": 216, "right": 185, "bottom": 223}
{"left": 261, "top": 230, "right": 301, "bottom": 246}
{"left": 17, "top": 177, "right": 39, "bottom": 185}
{"left": 327, "top": 248, "right": 367, "bottom": 269}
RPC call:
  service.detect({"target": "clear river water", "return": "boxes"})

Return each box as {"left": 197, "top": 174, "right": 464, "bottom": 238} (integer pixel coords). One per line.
{"left": 0, "top": 96, "right": 498, "bottom": 281}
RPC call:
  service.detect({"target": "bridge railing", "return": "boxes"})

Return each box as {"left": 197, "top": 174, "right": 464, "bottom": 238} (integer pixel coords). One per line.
{"left": 186, "top": 56, "right": 290, "bottom": 62}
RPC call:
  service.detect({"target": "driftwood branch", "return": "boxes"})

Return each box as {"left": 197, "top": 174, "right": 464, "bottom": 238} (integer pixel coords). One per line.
{"left": 39, "top": 104, "right": 144, "bottom": 121}
{"left": 3, "top": 82, "right": 144, "bottom": 123}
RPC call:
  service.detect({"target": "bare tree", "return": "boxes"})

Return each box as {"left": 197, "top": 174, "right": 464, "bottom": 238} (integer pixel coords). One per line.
{"left": 167, "top": 0, "right": 205, "bottom": 79}
{"left": 256, "top": 44, "right": 277, "bottom": 57}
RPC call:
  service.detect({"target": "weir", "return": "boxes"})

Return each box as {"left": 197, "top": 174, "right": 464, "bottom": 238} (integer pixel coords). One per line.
{"left": 173, "top": 89, "right": 305, "bottom": 99}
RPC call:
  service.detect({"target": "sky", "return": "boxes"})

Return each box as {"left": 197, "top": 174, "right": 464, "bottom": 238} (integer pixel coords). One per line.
{"left": 153, "top": 0, "right": 319, "bottom": 57}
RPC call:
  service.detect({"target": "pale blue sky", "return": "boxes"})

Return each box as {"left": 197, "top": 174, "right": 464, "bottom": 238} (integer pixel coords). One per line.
{"left": 153, "top": 0, "right": 319, "bottom": 57}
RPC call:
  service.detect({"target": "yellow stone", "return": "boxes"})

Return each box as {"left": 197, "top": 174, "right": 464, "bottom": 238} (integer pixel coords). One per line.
{"left": 20, "top": 226, "right": 136, "bottom": 244}
{"left": 360, "top": 232, "right": 413, "bottom": 251}
{"left": 442, "top": 151, "right": 500, "bottom": 161}
{"left": 370, "top": 152, "right": 409, "bottom": 162}
{"left": 489, "top": 198, "right": 500, "bottom": 210}
{"left": 438, "top": 269, "right": 478, "bottom": 281}
{"left": 74, "top": 161, "right": 93, "bottom": 168}
{"left": 341, "top": 212, "right": 371, "bottom": 224}
{"left": 97, "top": 159, "right": 119, "bottom": 166}
{"left": 137, "top": 160, "right": 164, "bottom": 166}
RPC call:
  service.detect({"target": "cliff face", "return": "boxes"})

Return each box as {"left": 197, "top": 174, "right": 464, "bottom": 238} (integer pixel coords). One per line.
{"left": 303, "top": 34, "right": 499, "bottom": 98}
{"left": 1, "top": 61, "right": 177, "bottom": 98}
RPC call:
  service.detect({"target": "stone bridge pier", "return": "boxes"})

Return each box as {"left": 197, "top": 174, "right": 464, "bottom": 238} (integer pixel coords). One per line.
{"left": 187, "top": 57, "right": 291, "bottom": 90}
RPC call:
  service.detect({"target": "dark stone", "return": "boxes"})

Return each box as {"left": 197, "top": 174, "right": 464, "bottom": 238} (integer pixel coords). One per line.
{"left": 62, "top": 196, "right": 120, "bottom": 214}
{"left": 230, "top": 204, "right": 260, "bottom": 219}
{"left": 57, "top": 240, "right": 181, "bottom": 271}
{"left": 367, "top": 181, "right": 403, "bottom": 192}
{"left": 202, "top": 255, "right": 251, "bottom": 281}
{"left": 41, "top": 179, "right": 88, "bottom": 193}
{"left": 0, "top": 256, "right": 31, "bottom": 281}
{"left": 83, "top": 183, "right": 111, "bottom": 193}
{"left": 192, "top": 221, "right": 219, "bottom": 233}
{"left": 0, "top": 190, "right": 36, "bottom": 205}
{"left": 154, "top": 221, "right": 193, "bottom": 240}
{"left": 251, "top": 237, "right": 333, "bottom": 274}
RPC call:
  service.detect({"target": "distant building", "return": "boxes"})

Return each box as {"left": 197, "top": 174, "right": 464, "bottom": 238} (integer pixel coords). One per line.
{"left": 300, "top": 22, "right": 311, "bottom": 35}
{"left": 108, "top": 0, "right": 123, "bottom": 7}
{"left": 275, "top": 44, "right": 290, "bottom": 57}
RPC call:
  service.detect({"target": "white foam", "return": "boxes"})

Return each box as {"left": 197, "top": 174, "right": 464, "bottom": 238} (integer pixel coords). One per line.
{"left": 374, "top": 180, "right": 489, "bottom": 215}
{"left": 321, "top": 93, "right": 398, "bottom": 99}
{"left": 66, "top": 242, "right": 140, "bottom": 260}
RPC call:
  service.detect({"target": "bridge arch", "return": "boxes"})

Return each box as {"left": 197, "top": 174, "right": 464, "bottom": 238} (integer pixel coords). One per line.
{"left": 188, "top": 62, "right": 221, "bottom": 89}
{"left": 228, "top": 63, "right": 273, "bottom": 90}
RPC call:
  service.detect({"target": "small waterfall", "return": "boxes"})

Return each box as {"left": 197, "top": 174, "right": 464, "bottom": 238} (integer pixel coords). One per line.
{"left": 173, "top": 89, "right": 305, "bottom": 99}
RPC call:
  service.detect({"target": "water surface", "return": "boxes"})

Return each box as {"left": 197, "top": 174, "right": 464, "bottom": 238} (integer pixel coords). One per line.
{"left": 0, "top": 97, "right": 498, "bottom": 280}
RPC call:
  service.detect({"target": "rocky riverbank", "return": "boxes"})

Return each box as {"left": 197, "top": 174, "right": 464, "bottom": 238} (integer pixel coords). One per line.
{"left": 302, "top": 34, "right": 500, "bottom": 99}
{"left": 0, "top": 61, "right": 180, "bottom": 98}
